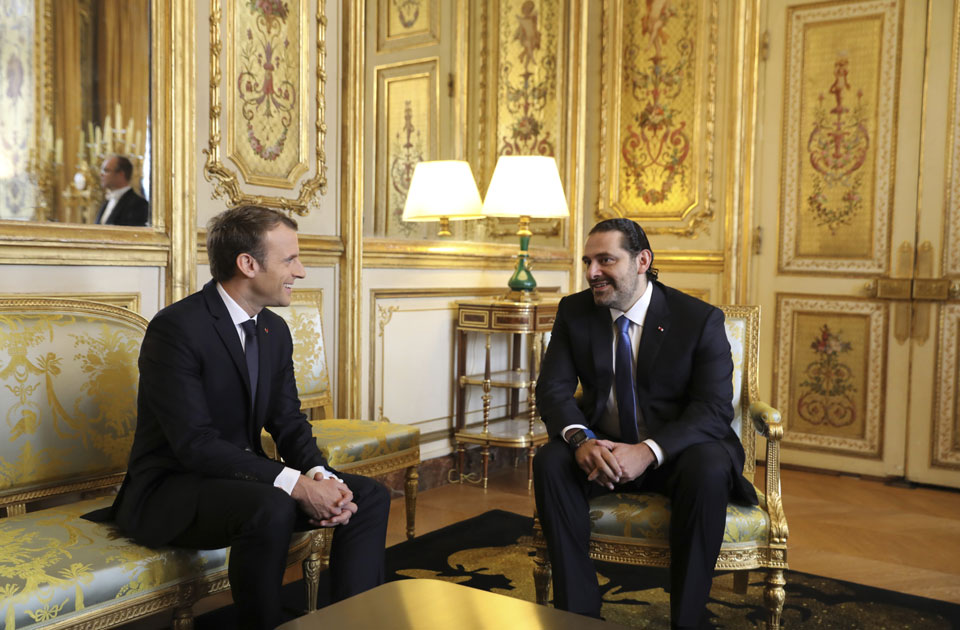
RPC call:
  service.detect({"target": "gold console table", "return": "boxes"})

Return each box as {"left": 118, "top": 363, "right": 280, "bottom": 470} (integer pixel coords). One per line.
{"left": 453, "top": 295, "right": 560, "bottom": 488}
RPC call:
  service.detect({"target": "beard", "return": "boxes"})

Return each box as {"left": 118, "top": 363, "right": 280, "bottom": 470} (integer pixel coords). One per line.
{"left": 589, "top": 272, "right": 642, "bottom": 311}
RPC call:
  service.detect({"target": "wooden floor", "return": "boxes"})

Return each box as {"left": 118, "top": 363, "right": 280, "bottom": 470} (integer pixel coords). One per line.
{"left": 385, "top": 464, "right": 960, "bottom": 605}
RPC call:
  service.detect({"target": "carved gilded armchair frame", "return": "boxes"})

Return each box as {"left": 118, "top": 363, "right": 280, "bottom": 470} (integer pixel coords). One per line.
{"left": 531, "top": 305, "right": 789, "bottom": 629}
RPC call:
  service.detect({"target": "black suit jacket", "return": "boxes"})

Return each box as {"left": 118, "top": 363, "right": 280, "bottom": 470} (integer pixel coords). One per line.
{"left": 111, "top": 280, "right": 326, "bottom": 547}
{"left": 536, "top": 282, "right": 757, "bottom": 503}
{"left": 96, "top": 189, "right": 149, "bottom": 226}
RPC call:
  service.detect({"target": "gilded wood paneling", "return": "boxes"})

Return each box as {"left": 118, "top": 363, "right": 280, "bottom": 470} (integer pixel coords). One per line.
{"left": 933, "top": 304, "right": 960, "bottom": 470}
{"left": 378, "top": 0, "right": 439, "bottom": 52}
{"left": 374, "top": 58, "right": 440, "bottom": 239}
{"left": 204, "top": 0, "right": 327, "bottom": 214}
{"left": 778, "top": 0, "right": 902, "bottom": 275}
{"left": 775, "top": 294, "right": 887, "bottom": 457}
{"left": 597, "top": 0, "right": 716, "bottom": 237}
{"left": 225, "top": 0, "right": 309, "bottom": 187}
{"left": 471, "top": 0, "right": 575, "bottom": 247}
{"left": 944, "top": 0, "right": 960, "bottom": 277}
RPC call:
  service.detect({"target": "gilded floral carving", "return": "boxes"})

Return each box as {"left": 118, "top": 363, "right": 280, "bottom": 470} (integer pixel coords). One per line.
{"left": 620, "top": 0, "right": 694, "bottom": 206}
{"left": 797, "top": 325, "right": 856, "bottom": 428}
{"left": 237, "top": 0, "right": 297, "bottom": 163}
{"left": 499, "top": 0, "right": 556, "bottom": 157}
{"left": 390, "top": 102, "right": 425, "bottom": 236}
{"left": 806, "top": 58, "right": 869, "bottom": 234}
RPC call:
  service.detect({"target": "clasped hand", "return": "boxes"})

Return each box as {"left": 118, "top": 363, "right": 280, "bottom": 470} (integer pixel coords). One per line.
{"left": 291, "top": 474, "right": 358, "bottom": 527}
{"left": 573, "top": 439, "right": 655, "bottom": 490}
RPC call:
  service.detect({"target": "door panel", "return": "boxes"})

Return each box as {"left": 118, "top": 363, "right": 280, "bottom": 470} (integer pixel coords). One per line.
{"left": 753, "top": 0, "right": 925, "bottom": 480}
{"left": 907, "top": 0, "right": 960, "bottom": 487}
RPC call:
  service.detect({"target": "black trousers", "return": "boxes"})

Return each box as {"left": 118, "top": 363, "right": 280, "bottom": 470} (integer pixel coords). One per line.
{"left": 533, "top": 439, "right": 734, "bottom": 630}
{"left": 170, "top": 471, "right": 390, "bottom": 630}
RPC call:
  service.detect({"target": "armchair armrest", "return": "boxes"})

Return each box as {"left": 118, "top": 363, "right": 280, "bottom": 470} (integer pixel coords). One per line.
{"left": 749, "top": 401, "right": 782, "bottom": 438}
{"left": 748, "top": 400, "right": 788, "bottom": 545}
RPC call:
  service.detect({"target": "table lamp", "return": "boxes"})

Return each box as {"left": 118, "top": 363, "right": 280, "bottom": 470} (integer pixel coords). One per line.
{"left": 401, "top": 160, "right": 484, "bottom": 236}
{"left": 481, "top": 155, "right": 569, "bottom": 299}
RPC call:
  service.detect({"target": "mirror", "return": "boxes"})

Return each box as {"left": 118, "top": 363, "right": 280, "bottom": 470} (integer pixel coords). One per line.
{"left": 0, "top": 0, "right": 151, "bottom": 226}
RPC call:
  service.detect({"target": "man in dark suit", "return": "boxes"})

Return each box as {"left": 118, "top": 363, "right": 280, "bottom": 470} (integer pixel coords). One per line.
{"left": 533, "top": 218, "right": 757, "bottom": 629}
{"left": 112, "top": 205, "right": 390, "bottom": 629}
{"left": 96, "top": 154, "right": 149, "bottom": 226}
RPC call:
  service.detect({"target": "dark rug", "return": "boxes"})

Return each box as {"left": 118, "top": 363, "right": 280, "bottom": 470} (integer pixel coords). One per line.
{"left": 197, "top": 510, "right": 960, "bottom": 629}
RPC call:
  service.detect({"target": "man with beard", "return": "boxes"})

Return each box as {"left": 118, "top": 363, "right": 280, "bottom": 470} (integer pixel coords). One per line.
{"left": 533, "top": 218, "right": 757, "bottom": 629}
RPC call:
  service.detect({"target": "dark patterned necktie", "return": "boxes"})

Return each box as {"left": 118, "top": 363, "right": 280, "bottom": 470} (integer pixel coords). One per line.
{"left": 240, "top": 319, "right": 258, "bottom": 405}
{"left": 615, "top": 315, "right": 640, "bottom": 443}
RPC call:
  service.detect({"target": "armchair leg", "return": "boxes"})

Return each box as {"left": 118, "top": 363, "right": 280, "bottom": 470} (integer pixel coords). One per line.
{"left": 763, "top": 568, "right": 786, "bottom": 630}
{"left": 404, "top": 465, "right": 419, "bottom": 539}
{"left": 304, "top": 529, "right": 333, "bottom": 612}
{"left": 533, "top": 545, "right": 552, "bottom": 606}
{"left": 171, "top": 605, "right": 194, "bottom": 630}
{"left": 733, "top": 569, "right": 750, "bottom": 594}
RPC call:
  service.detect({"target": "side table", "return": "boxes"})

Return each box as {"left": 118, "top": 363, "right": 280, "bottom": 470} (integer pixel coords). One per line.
{"left": 453, "top": 295, "right": 560, "bottom": 488}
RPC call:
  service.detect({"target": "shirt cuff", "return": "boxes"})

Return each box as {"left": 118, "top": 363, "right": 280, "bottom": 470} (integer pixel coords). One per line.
{"left": 642, "top": 439, "right": 664, "bottom": 467}
{"left": 561, "top": 424, "right": 596, "bottom": 442}
{"left": 273, "top": 466, "right": 301, "bottom": 495}
{"left": 273, "top": 465, "right": 342, "bottom": 496}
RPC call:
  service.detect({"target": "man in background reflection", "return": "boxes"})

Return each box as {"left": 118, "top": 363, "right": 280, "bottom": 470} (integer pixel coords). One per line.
{"left": 96, "top": 154, "right": 149, "bottom": 226}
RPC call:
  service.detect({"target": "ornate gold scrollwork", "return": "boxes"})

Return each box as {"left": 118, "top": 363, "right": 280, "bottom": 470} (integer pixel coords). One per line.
{"left": 203, "top": 0, "right": 327, "bottom": 215}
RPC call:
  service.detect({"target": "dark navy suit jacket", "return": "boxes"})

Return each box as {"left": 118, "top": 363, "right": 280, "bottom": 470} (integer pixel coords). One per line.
{"left": 111, "top": 280, "right": 326, "bottom": 546}
{"left": 96, "top": 189, "right": 149, "bottom": 226}
{"left": 535, "top": 281, "right": 757, "bottom": 504}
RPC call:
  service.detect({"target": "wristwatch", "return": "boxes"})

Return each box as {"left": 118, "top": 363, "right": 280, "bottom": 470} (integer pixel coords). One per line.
{"left": 567, "top": 429, "right": 591, "bottom": 450}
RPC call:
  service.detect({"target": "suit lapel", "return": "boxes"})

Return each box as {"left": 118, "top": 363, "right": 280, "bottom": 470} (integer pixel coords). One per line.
{"left": 203, "top": 282, "right": 254, "bottom": 404}
{"left": 590, "top": 302, "right": 614, "bottom": 410}
{"left": 636, "top": 282, "right": 670, "bottom": 391}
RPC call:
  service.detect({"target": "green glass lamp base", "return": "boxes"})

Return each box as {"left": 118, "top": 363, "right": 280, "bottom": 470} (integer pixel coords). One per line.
{"left": 507, "top": 234, "right": 538, "bottom": 298}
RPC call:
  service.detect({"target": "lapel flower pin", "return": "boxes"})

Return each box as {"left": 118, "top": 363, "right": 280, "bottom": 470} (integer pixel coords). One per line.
{"left": 657, "top": 326, "right": 664, "bottom": 332}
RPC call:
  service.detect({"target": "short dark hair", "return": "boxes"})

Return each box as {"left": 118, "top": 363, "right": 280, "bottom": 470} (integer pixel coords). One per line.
{"left": 206, "top": 205, "right": 299, "bottom": 282}
{"left": 589, "top": 218, "right": 659, "bottom": 281}
{"left": 110, "top": 154, "right": 134, "bottom": 182}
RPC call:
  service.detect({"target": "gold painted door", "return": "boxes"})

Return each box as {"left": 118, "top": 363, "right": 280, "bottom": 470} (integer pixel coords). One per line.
{"left": 752, "top": 0, "right": 960, "bottom": 488}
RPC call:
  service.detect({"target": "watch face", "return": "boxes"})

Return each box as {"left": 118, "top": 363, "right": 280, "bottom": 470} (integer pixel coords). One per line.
{"left": 570, "top": 429, "right": 587, "bottom": 446}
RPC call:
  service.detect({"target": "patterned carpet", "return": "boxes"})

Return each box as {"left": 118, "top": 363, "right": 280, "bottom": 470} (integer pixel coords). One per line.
{"left": 200, "top": 510, "right": 960, "bottom": 629}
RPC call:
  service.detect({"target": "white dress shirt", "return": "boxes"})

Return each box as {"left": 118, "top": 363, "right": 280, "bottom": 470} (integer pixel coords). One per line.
{"left": 562, "top": 280, "right": 665, "bottom": 466}
{"left": 216, "top": 283, "right": 337, "bottom": 494}
{"left": 99, "top": 185, "right": 131, "bottom": 224}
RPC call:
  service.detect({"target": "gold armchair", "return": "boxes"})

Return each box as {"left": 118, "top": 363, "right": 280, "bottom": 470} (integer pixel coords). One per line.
{"left": 531, "top": 305, "right": 789, "bottom": 629}
{"left": 263, "top": 292, "right": 420, "bottom": 610}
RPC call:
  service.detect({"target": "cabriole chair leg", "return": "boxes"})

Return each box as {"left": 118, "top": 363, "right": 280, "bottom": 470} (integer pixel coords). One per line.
{"left": 533, "top": 545, "right": 552, "bottom": 606}
{"left": 764, "top": 568, "right": 786, "bottom": 630}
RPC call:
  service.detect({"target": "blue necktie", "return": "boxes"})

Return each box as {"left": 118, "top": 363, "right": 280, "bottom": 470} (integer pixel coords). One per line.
{"left": 615, "top": 315, "right": 640, "bottom": 443}
{"left": 240, "top": 319, "right": 258, "bottom": 405}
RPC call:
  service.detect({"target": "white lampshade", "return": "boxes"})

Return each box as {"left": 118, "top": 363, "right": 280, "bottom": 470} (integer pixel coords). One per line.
{"left": 481, "top": 156, "right": 568, "bottom": 219}
{"left": 401, "top": 161, "right": 484, "bottom": 222}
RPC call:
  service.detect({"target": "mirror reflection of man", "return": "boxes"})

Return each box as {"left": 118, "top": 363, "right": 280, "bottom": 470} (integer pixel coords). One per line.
{"left": 96, "top": 154, "right": 149, "bottom": 226}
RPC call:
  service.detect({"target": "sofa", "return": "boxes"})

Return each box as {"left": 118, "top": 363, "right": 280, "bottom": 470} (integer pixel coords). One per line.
{"left": 0, "top": 298, "right": 313, "bottom": 630}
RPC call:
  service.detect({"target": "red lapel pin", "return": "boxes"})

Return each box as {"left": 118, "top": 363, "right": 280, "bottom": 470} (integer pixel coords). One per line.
{"left": 264, "top": 327, "right": 269, "bottom": 333}
{"left": 657, "top": 326, "right": 664, "bottom": 332}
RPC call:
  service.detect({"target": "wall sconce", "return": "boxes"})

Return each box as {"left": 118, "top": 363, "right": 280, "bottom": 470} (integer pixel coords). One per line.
{"left": 401, "top": 160, "right": 484, "bottom": 236}
{"left": 481, "top": 155, "right": 569, "bottom": 299}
